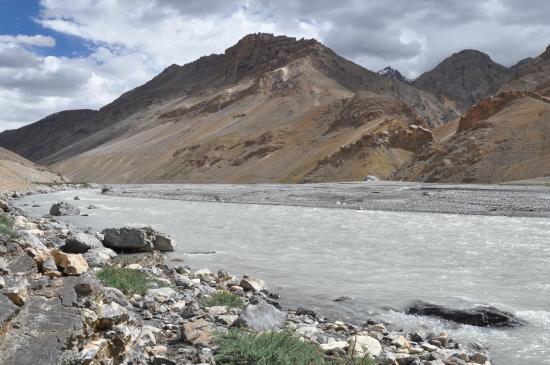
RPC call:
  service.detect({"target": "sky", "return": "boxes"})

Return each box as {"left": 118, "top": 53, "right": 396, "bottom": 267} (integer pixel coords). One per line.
{"left": 1, "top": 0, "right": 550, "bottom": 132}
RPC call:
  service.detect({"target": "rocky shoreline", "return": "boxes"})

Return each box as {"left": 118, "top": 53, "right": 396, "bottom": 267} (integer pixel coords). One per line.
{"left": 0, "top": 190, "right": 494, "bottom": 365}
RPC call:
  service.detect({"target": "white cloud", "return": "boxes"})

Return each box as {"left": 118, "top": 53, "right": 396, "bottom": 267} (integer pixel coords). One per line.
{"left": 1, "top": 0, "right": 550, "bottom": 132}
{"left": 0, "top": 34, "right": 56, "bottom": 47}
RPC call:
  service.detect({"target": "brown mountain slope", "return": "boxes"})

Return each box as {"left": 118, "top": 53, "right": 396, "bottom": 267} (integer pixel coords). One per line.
{"left": 414, "top": 50, "right": 512, "bottom": 112}
{"left": 0, "top": 147, "right": 64, "bottom": 192}
{"left": 393, "top": 92, "right": 550, "bottom": 183}
{"left": 1, "top": 33, "right": 460, "bottom": 184}
{"left": 500, "top": 45, "right": 550, "bottom": 96}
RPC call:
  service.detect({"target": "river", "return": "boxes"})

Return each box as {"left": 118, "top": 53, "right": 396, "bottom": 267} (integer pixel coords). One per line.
{"left": 16, "top": 188, "right": 550, "bottom": 365}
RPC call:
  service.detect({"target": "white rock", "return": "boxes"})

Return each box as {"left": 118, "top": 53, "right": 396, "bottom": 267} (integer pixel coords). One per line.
{"left": 348, "top": 335, "right": 382, "bottom": 358}
{"left": 320, "top": 339, "right": 348, "bottom": 353}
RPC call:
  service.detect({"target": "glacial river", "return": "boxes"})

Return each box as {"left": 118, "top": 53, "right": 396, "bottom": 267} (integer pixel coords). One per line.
{"left": 16, "top": 189, "right": 550, "bottom": 365}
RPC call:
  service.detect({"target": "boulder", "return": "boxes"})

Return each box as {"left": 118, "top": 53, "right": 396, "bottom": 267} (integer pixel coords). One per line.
{"left": 101, "top": 227, "right": 176, "bottom": 252}
{"left": 240, "top": 275, "right": 266, "bottom": 292}
{"left": 83, "top": 247, "right": 117, "bottom": 267}
{"left": 51, "top": 249, "right": 89, "bottom": 275}
{"left": 348, "top": 335, "right": 382, "bottom": 358}
{"left": 49, "top": 202, "right": 80, "bottom": 216}
{"left": 63, "top": 232, "right": 103, "bottom": 253}
{"left": 407, "top": 302, "right": 525, "bottom": 327}
{"left": 237, "top": 301, "right": 286, "bottom": 331}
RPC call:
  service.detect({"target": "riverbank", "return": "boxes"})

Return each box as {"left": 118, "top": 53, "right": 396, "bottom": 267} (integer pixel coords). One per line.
{"left": 103, "top": 181, "right": 550, "bottom": 218}
{"left": 1, "top": 191, "right": 495, "bottom": 365}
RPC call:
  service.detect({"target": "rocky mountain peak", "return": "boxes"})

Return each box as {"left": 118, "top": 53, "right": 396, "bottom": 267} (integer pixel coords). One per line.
{"left": 413, "top": 49, "right": 512, "bottom": 111}
{"left": 542, "top": 44, "right": 550, "bottom": 59}
{"left": 222, "top": 33, "right": 319, "bottom": 81}
{"left": 377, "top": 67, "right": 412, "bottom": 84}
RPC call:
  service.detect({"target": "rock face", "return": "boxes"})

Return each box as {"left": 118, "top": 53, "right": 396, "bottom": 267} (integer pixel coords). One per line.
{"left": 414, "top": 50, "right": 513, "bottom": 112}
{"left": 49, "top": 201, "right": 80, "bottom": 216}
{"left": 101, "top": 227, "right": 176, "bottom": 252}
{"left": 407, "top": 302, "right": 525, "bottom": 327}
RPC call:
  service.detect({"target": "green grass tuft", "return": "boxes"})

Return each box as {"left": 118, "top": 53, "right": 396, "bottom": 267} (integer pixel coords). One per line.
{"left": 215, "top": 329, "right": 376, "bottom": 365}
{"left": 204, "top": 291, "right": 244, "bottom": 308}
{"left": 0, "top": 214, "right": 19, "bottom": 239}
{"left": 215, "top": 329, "right": 326, "bottom": 365}
{"left": 97, "top": 266, "right": 165, "bottom": 295}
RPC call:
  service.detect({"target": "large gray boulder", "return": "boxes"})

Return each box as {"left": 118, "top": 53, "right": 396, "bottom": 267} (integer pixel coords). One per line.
{"left": 49, "top": 202, "right": 80, "bottom": 216}
{"left": 237, "top": 301, "right": 286, "bottom": 332}
{"left": 101, "top": 227, "right": 176, "bottom": 253}
{"left": 63, "top": 232, "right": 102, "bottom": 253}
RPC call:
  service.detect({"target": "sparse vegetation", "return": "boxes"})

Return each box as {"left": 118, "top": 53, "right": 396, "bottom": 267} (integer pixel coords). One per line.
{"left": 215, "top": 329, "right": 326, "bottom": 365}
{"left": 0, "top": 213, "right": 19, "bottom": 238}
{"left": 214, "top": 329, "right": 375, "bottom": 365}
{"left": 204, "top": 291, "right": 243, "bottom": 308}
{"left": 97, "top": 266, "right": 165, "bottom": 295}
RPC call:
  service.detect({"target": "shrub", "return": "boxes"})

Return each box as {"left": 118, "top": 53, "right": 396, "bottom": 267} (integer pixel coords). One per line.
{"left": 215, "top": 329, "right": 326, "bottom": 365}
{"left": 0, "top": 213, "right": 18, "bottom": 239}
{"left": 97, "top": 266, "right": 164, "bottom": 295}
{"left": 204, "top": 291, "right": 243, "bottom": 308}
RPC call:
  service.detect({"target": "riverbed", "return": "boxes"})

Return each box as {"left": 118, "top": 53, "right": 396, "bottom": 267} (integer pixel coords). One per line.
{"left": 16, "top": 187, "right": 550, "bottom": 365}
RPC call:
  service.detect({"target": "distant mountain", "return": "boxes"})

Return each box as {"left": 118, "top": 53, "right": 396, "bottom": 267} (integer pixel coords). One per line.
{"left": 0, "top": 33, "right": 457, "bottom": 184}
{"left": 377, "top": 67, "right": 412, "bottom": 84}
{"left": 0, "top": 109, "right": 98, "bottom": 163}
{"left": 413, "top": 50, "right": 513, "bottom": 112}
{"left": 2, "top": 35, "right": 550, "bottom": 184}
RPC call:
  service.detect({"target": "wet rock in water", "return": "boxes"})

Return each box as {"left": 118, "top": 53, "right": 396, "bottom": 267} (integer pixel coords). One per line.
{"left": 49, "top": 202, "right": 80, "bottom": 216}
{"left": 348, "top": 335, "right": 382, "bottom": 358}
{"left": 334, "top": 296, "right": 353, "bottom": 302}
{"left": 101, "top": 187, "right": 111, "bottom": 194}
{"left": 101, "top": 226, "right": 176, "bottom": 252}
{"left": 73, "top": 196, "right": 80, "bottom": 200}
{"left": 407, "top": 302, "right": 525, "bottom": 327}
{"left": 182, "top": 319, "right": 213, "bottom": 346}
{"left": 63, "top": 232, "right": 103, "bottom": 253}
{"left": 51, "top": 249, "right": 89, "bottom": 275}
{"left": 87, "top": 205, "right": 98, "bottom": 209}
{"left": 0, "top": 199, "right": 10, "bottom": 212}
{"left": 240, "top": 275, "right": 266, "bottom": 292}
{"left": 237, "top": 300, "right": 286, "bottom": 331}
{"left": 83, "top": 246, "right": 117, "bottom": 267}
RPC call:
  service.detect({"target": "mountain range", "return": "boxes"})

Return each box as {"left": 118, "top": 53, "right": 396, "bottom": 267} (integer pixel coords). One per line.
{"left": 1, "top": 33, "right": 549, "bottom": 184}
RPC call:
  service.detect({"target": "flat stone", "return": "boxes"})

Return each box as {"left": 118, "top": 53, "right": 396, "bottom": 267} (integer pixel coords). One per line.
{"left": 145, "top": 287, "right": 177, "bottom": 303}
{"left": 319, "top": 339, "right": 348, "bottom": 353}
{"left": 182, "top": 319, "right": 213, "bottom": 346}
{"left": 83, "top": 246, "right": 117, "bottom": 267}
{"left": 0, "top": 296, "right": 84, "bottom": 365}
